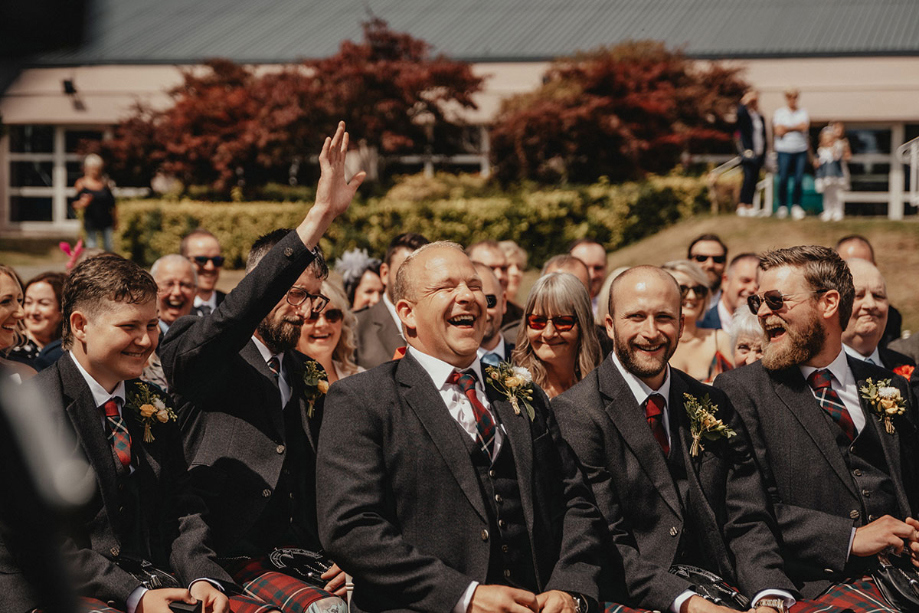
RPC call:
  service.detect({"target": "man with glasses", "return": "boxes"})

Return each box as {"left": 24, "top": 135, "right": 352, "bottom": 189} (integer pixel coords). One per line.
{"left": 181, "top": 229, "right": 227, "bottom": 316}
{"left": 554, "top": 266, "right": 798, "bottom": 613}
{"left": 716, "top": 246, "right": 919, "bottom": 611}
{"left": 687, "top": 234, "right": 728, "bottom": 311}
{"left": 161, "top": 123, "right": 363, "bottom": 612}
{"left": 146, "top": 254, "right": 198, "bottom": 390}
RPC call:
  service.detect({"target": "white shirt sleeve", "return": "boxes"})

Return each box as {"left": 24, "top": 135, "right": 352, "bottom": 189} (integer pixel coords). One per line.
{"left": 126, "top": 586, "right": 148, "bottom": 613}
{"left": 453, "top": 581, "right": 479, "bottom": 613}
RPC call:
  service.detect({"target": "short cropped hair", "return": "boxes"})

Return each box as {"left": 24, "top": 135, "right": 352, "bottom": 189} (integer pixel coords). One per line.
{"left": 393, "top": 241, "right": 465, "bottom": 304}
{"left": 62, "top": 255, "right": 158, "bottom": 349}
{"left": 385, "top": 233, "right": 430, "bottom": 268}
{"left": 759, "top": 245, "right": 855, "bottom": 327}
{"left": 150, "top": 254, "right": 197, "bottom": 285}
{"left": 246, "top": 229, "right": 328, "bottom": 279}
{"left": 835, "top": 235, "right": 874, "bottom": 262}
{"left": 541, "top": 254, "right": 589, "bottom": 277}
{"left": 687, "top": 234, "right": 728, "bottom": 258}
{"left": 180, "top": 228, "right": 220, "bottom": 257}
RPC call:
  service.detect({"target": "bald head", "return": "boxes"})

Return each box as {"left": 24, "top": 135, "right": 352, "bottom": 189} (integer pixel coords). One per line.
{"left": 542, "top": 255, "right": 590, "bottom": 290}
{"left": 836, "top": 236, "right": 875, "bottom": 264}
{"left": 610, "top": 265, "right": 682, "bottom": 316}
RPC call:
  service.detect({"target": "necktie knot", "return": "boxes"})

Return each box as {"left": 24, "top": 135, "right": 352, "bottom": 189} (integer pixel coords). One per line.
{"left": 267, "top": 356, "right": 281, "bottom": 379}
{"left": 448, "top": 369, "right": 495, "bottom": 461}
{"left": 449, "top": 370, "right": 478, "bottom": 394}
{"left": 644, "top": 393, "right": 665, "bottom": 420}
{"left": 643, "top": 393, "right": 669, "bottom": 456}
{"left": 807, "top": 369, "right": 833, "bottom": 391}
{"left": 102, "top": 398, "right": 120, "bottom": 418}
{"left": 197, "top": 304, "right": 212, "bottom": 316}
{"left": 101, "top": 398, "right": 131, "bottom": 468}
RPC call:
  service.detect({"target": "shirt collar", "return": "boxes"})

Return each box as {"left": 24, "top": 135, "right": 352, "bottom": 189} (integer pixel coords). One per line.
{"left": 800, "top": 348, "right": 852, "bottom": 388}
{"left": 251, "top": 336, "right": 285, "bottom": 371}
{"left": 409, "top": 346, "right": 485, "bottom": 392}
{"left": 611, "top": 350, "right": 672, "bottom": 407}
{"left": 717, "top": 299, "right": 733, "bottom": 329}
{"left": 843, "top": 343, "right": 882, "bottom": 367}
{"left": 477, "top": 341, "right": 506, "bottom": 361}
{"left": 68, "top": 351, "right": 127, "bottom": 408}
{"left": 194, "top": 293, "right": 218, "bottom": 309}
{"left": 159, "top": 320, "right": 170, "bottom": 336}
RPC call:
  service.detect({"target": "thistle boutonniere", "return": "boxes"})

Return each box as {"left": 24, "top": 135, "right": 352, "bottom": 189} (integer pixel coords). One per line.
{"left": 126, "top": 382, "right": 176, "bottom": 443}
{"left": 302, "top": 359, "right": 329, "bottom": 418}
{"left": 683, "top": 393, "right": 736, "bottom": 457}
{"left": 485, "top": 362, "right": 536, "bottom": 421}
{"left": 859, "top": 378, "right": 906, "bottom": 435}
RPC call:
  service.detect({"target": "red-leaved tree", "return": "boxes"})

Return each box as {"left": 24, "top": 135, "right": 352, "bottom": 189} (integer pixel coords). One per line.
{"left": 490, "top": 41, "right": 747, "bottom": 184}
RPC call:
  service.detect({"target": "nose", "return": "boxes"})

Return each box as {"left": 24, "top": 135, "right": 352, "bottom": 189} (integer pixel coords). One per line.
{"left": 639, "top": 316, "right": 658, "bottom": 338}
{"left": 13, "top": 300, "right": 25, "bottom": 321}
{"left": 455, "top": 282, "right": 476, "bottom": 304}
{"left": 861, "top": 293, "right": 877, "bottom": 310}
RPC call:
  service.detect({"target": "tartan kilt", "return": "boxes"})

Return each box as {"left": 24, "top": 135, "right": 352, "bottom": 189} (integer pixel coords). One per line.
{"left": 77, "top": 598, "right": 124, "bottom": 613}
{"left": 603, "top": 602, "right": 657, "bottom": 613}
{"left": 228, "top": 556, "right": 346, "bottom": 613}
{"left": 791, "top": 576, "right": 898, "bottom": 613}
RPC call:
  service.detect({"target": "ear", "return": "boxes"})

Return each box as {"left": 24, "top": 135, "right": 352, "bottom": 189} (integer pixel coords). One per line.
{"left": 71, "top": 310, "right": 89, "bottom": 343}
{"left": 378, "top": 262, "right": 390, "bottom": 288}
{"left": 604, "top": 314, "right": 615, "bottom": 341}
{"left": 395, "top": 298, "right": 415, "bottom": 335}
{"left": 821, "top": 289, "right": 841, "bottom": 322}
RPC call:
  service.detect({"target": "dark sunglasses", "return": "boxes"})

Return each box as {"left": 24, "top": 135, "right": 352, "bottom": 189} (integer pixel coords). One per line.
{"left": 747, "top": 289, "right": 827, "bottom": 314}
{"left": 526, "top": 314, "right": 577, "bottom": 332}
{"left": 306, "top": 308, "right": 343, "bottom": 323}
{"left": 191, "top": 255, "right": 225, "bottom": 267}
{"left": 679, "top": 284, "right": 709, "bottom": 298}
{"left": 691, "top": 254, "right": 726, "bottom": 265}
{"left": 485, "top": 294, "right": 498, "bottom": 308}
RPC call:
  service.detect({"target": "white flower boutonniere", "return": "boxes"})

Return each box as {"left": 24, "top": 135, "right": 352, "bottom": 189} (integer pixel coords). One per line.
{"left": 126, "top": 382, "right": 176, "bottom": 443}
{"left": 485, "top": 362, "right": 536, "bottom": 421}
{"left": 859, "top": 378, "right": 906, "bottom": 435}
{"left": 302, "top": 359, "right": 329, "bottom": 419}
{"left": 683, "top": 393, "right": 735, "bottom": 457}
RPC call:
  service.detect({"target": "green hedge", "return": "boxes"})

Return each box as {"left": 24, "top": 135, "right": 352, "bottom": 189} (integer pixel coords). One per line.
{"left": 116, "top": 173, "right": 708, "bottom": 267}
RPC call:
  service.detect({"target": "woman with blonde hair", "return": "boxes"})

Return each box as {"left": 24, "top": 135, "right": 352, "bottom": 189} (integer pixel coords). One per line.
{"left": 0, "top": 264, "right": 36, "bottom": 382}
{"left": 512, "top": 272, "right": 601, "bottom": 398}
{"left": 296, "top": 280, "right": 363, "bottom": 383}
{"left": 661, "top": 260, "right": 734, "bottom": 382}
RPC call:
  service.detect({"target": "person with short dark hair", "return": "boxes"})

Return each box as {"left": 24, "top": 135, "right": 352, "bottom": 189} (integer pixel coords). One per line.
{"left": 468, "top": 240, "right": 525, "bottom": 328}
{"left": 687, "top": 234, "right": 728, "bottom": 310}
{"left": 568, "top": 239, "right": 608, "bottom": 314}
{"left": 699, "top": 253, "right": 760, "bottom": 333}
{"left": 16, "top": 254, "right": 242, "bottom": 613}
{"left": 181, "top": 229, "right": 225, "bottom": 317}
{"left": 160, "top": 123, "right": 363, "bottom": 612}
{"left": 353, "top": 232, "right": 430, "bottom": 369}
{"left": 317, "top": 242, "right": 607, "bottom": 613}
{"left": 716, "top": 245, "right": 919, "bottom": 610}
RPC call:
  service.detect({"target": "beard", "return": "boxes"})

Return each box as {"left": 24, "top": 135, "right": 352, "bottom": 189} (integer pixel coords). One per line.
{"left": 613, "top": 332, "right": 675, "bottom": 381}
{"left": 760, "top": 313, "right": 826, "bottom": 371}
{"left": 257, "top": 315, "right": 303, "bottom": 354}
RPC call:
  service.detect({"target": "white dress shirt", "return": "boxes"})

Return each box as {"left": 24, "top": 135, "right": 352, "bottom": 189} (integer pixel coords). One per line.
{"left": 193, "top": 292, "right": 218, "bottom": 313}
{"left": 843, "top": 343, "right": 883, "bottom": 369}
{"left": 477, "top": 340, "right": 508, "bottom": 364}
{"left": 409, "top": 347, "right": 505, "bottom": 613}
{"left": 252, "top": 336, "right": 291, "bottom": 407}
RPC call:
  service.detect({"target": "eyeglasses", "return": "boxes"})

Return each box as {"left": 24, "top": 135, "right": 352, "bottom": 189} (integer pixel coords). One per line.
{"left": 191, "top": 255, "right": 225, "bottom": 267}
{"left": 286, "top": 287, "right": 330, "bottom": 312}
{"left": 306, "top": 308, "right": 343, "bottom": 323}
{"left": 485, "top": 294, "right": 498, "bottom": 308}
{"left": 691, "top": 254, "right": 726, "bottom": 265}
{"left": 158, "top": 281, "right": 196, "bottom": 293}
{"left": 679, "top": 284, "right": 709, "bottom": 298}
{"left": 526, "top": 314, "right": 577, "bottom": 332}
{"left": 747, "top": 289, "right": 827, "bottom": 314}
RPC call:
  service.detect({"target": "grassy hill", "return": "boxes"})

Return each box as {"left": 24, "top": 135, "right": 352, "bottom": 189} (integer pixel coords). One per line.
{"left": 604, "top": 214, "right": 919, "bottom": 334}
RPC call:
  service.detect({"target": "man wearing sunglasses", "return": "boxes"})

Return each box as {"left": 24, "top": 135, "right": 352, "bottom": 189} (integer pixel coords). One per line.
{"left": 472, "top": 263, "right": 514, "bottom": 368}
{"left": 181, "top": 229, "right": 226, "bottom": 317}
{"left": 554, "top": 266, "right": 798, "bottom": 613}
{"left": 687, "top": 234, "right": 728, "bottom": 311}
{"left": 716, "top": 246, "right": 919, "bottom": 611}
{"left": 161, "top": 123, "right": 363, "bottom": 612}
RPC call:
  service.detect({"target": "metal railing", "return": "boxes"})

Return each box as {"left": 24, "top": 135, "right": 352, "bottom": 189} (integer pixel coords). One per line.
{"left": 896, "top": 135, "right": 919, "bottom": 208}
{"left": 706, "top": 156, "right": 741, "bottom": 214}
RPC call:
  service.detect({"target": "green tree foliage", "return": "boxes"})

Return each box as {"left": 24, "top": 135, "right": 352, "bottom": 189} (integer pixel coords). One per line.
{"left": 97, "top": 19, "right": 483, "bottom": 197}
{"left": 490, "top": 41, "right": 747, "bottom": 184}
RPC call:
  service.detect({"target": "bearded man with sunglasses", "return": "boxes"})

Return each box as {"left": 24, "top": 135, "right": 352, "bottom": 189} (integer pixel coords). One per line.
{"left": 161, "top": 123, "right": 363, "bottom": 612}
{"left": 715, "top": 245, "right": 919, "bottom": 611}
{"left": 553, "top": 265, "right": 798, "bottom": 613}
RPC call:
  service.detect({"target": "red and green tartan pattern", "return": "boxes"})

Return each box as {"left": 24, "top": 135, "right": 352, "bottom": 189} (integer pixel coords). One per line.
{"left": 230, "top": 556, "right": 344, "bottom": 613}
{"left": 603, "top": 602, "right": 656, "bottom": 613}
{"left": 791, "top": 576, "right": 898, "bottom": 613}
{"left": 67, "top": 593, "right": 275, "bottom": 613}
{"left": 77, "top": 597, "right": 123, "bottom": 613}
{"left": 102, "top": 399, "right": 132, "bottom": 468}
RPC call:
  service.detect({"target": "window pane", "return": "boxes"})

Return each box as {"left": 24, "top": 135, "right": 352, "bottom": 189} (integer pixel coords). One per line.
{"left": 9, "top": 161, "right": 53, "bottom": 187}
{"left": 66, "top": 160, "right": 84, "bottom": 186}
{"left": 8, "top": 125, "right": 54, "bottom": 153}
{"left": 847, "top": 129, "right": 891, "bottom": 155}
{"left": 9, "top": 196, "right": 53, "bottom": 222}
{"left": 847, "top": 162, "right": 890, "bottom": 192}
{"left": 66, "top": 129, "right": 103, "bottom": 153}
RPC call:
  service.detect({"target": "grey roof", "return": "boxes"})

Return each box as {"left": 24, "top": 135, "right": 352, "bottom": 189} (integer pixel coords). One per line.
{"left": 34, "top": 0, "right": 919, "bottom": 65}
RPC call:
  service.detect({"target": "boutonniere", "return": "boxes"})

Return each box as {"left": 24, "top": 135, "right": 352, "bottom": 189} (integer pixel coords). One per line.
{"left": 302, "top": 359, "right": 329, "bottom": 418}
{"left": 485, "top": 362, "right": 536, "bottom": 421}
{"left": 893, "top": 364, "right": 915, "bottom": 380}
{"left": 859, "top": 378, "right": 906, "bottom": 434}
{"left": 683, "top": 393, "right": 736, "bottom": 457}
{"left": 126, "top": 382, "right": 176, "bottom": 443}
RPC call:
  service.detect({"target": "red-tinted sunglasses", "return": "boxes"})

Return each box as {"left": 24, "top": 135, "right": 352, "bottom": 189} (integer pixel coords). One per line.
{"left": 526, "top": 314, "right": 577, "bottom": 332}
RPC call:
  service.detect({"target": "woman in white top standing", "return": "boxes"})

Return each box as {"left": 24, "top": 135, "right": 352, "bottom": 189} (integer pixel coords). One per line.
{"left": 772, "top": 87, "right": 810, "bottom": 220}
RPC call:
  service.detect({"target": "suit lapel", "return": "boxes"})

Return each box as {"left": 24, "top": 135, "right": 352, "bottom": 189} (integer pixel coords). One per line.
{"left": 241, "top": 340, "right": 286, "bottom": 439}
{"left": 397, "top": 354, "right": 488, "bottom": 522}
{"left": 597, "top": 359, "right": 682, "bottom": 516}
{"left": 771, "top": 367, "right": 858, "bottom": 497}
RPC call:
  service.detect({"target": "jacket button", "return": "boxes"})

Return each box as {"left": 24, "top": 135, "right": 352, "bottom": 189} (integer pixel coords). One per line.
{"left": 276, "top": 444, "right": 285, "bottom": 454}
{"left": 262, "top": 488, "right": 272, "bottom": 498}
{"left": 850, "top": 509, "right": 860, "bottom": 519}
{"left": 495, "top": 494, "right": 503, "bottom": 503}
{"left": 853, "top": 469, "right": 862, "bottom": 477}
{"left": 481, "top": 529, "right": 489, "bottom": 541}
{"left": 502, "top": 545, "right": 509, "bottom": 553}
{"left": 504, "top": 569, "right": 511, "bottom": 579}
{"left": 110, "top": 547, "right": 120, "bottom": 557}
{"left": 489, "top": 469, "right": 496, "bottom": 478}
{"left": 498, "top": 520, "right": 507, "bottom": 529}
{"left": 284, "top": 247, "right": 294, "bottom": 257}
{"left": 825, "top": 568, "right": 834, "bottom": 575}
{"left": 669, "top": 526, "right": 679, "bottom": 537}
{"left": 862, "top": 490, "right": 871, "bottom": 498}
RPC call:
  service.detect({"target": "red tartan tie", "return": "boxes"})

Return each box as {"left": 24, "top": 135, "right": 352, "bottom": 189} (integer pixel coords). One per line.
{"left": 448, "top": 370, "right": 497, "bottom": 461}
{"left": 102, "top": 399, "right": 132, "bottom": 468}
{"left": 644, "top": 393, "right": 670, "bottom": 456}
{"left": 807, "top": 369, "right": 857, "bottom": 441}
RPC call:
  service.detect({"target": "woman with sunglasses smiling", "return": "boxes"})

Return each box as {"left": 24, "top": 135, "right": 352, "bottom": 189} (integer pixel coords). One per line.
{"left": 512, "top": 272, "right": 601, "bottom": 398}
{"left": 296, "top": 280, "right": 364, "bottom": 383}
{"left": 662, "top": 260, "right": 734, "bottom": 383}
